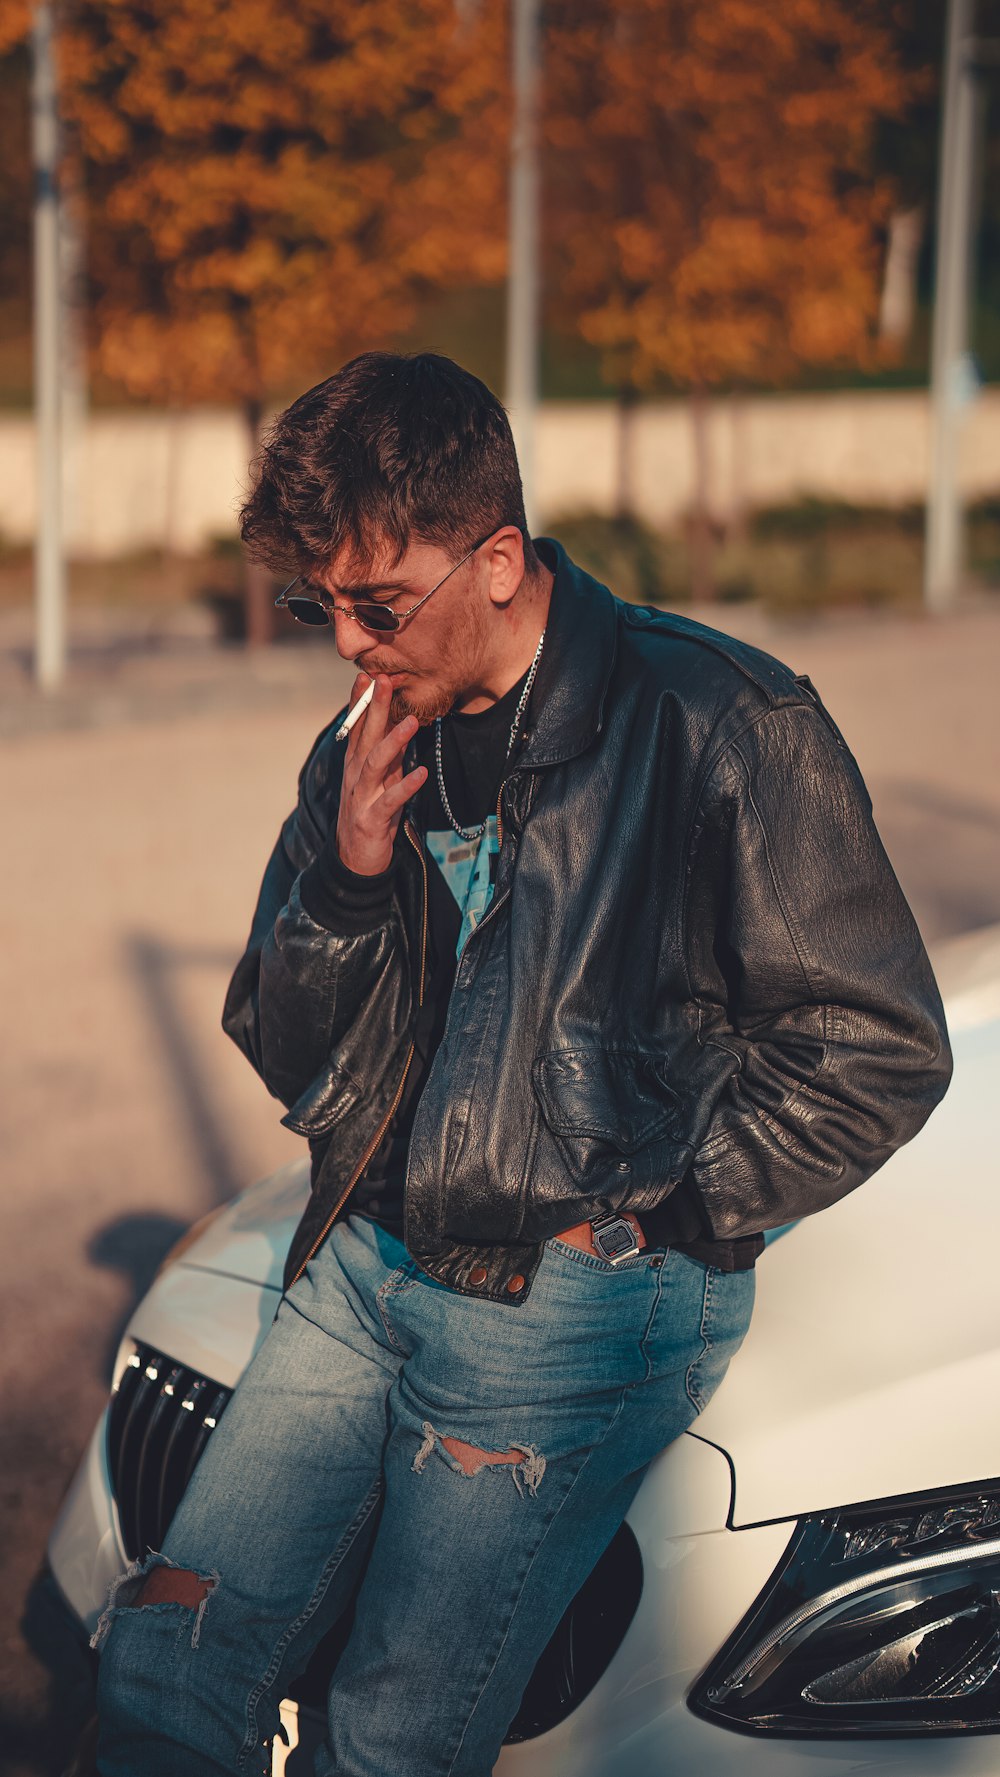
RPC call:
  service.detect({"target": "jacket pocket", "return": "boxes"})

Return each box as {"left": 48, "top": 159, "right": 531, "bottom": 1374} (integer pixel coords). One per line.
{"left": 280, "top": 1051, "right": 364, "bottom": 1138}
{"left": 532, "top": 1046, "right": 683, "bottom": 1197}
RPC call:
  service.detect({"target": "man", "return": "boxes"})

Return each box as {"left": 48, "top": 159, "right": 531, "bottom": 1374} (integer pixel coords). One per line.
{"left": 95, "top": 352, "right": 951, "bottom": 1776}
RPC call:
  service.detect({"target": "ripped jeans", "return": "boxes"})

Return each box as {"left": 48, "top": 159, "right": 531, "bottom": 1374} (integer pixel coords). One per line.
{"left": 94, "top": 1213, "right": 755, "bottom": 1777}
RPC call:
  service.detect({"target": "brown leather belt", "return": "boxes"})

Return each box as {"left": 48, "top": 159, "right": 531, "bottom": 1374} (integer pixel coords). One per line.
{"left": 554, "top": 1211, "right": 647, "bottom": 1259}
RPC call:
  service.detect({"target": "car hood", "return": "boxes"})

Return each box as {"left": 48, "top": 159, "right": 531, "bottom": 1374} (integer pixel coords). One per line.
{"left": 177, "top": 1159, "right": 310, "bottom": 1292}
{"left": 180, "top": 925, "right": 1000, "bottom": 1528}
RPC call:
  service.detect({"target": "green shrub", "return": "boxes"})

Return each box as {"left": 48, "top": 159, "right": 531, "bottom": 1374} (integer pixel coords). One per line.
{"left": 545, "top": 512, "right": 688, "bottom": 605}
{"left": 207, "top": 532, "right": 244, "bottom": 561}
{"left": 548, "top": 501, "right": 1000, "bottom": 613}
{"left": 749, "top": 496, "right": 924, "bottom": 540}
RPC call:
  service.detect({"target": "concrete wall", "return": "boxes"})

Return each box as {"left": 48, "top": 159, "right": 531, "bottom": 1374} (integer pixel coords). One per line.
{"left": 2, "top": 387, "right": 999, "bottom": 557}
{"left": 537, "top": 388, "right": 1000, "bottom": 528}
{"left": 0, "top": 408, "right": 253, "bottom": 556}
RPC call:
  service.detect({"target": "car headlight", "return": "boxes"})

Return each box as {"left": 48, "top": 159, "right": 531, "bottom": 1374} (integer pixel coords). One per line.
{"left": 690, "top": 1487, "right": 1000, "bottom": 1735}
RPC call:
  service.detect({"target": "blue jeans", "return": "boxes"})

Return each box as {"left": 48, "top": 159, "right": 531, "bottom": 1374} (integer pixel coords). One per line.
{"left": 94, "top": 1215, "right": 755, "bottom": 1776}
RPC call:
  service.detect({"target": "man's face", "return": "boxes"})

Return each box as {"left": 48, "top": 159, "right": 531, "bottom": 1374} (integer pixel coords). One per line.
{"left": 314, "top": 535, "right": 492, "bottom": 726}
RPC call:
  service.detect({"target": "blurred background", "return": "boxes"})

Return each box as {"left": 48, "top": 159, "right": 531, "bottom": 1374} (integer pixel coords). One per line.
{"left": 2, "top": 2, "right": 1000, "bottom": 1771}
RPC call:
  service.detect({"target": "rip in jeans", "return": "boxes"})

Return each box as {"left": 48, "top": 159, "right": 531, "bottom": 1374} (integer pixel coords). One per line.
{"left": 411, "top": 1422, "right": 547, "bottom": 1497}
{"left": 90, "top": 1549, "right": 220, "bottom": 1652}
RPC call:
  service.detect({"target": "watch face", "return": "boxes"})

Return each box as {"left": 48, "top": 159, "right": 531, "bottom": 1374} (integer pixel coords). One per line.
{"left": 597, "top": 1221, "right": 635, "bottom": 1259}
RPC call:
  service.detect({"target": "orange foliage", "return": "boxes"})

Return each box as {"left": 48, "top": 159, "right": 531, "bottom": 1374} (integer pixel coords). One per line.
{"left": 1, "top": 0, "right": 924, "bottom": 404}
{"left": 544, "top": 0, "right": 918, "bottom": 388}
{"left": 48, "top": 0, "right": 508, "bottom": 405}
{"left": 0, "top": 0, "right": 30, "bottom": 59}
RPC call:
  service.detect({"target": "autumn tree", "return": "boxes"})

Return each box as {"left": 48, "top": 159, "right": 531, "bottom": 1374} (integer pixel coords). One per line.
{"left": 36, "top": 0, "right": 507, "bottom": 639}
{"left": 543, "top": 0, "right": 922, "bottom": 595}
{"left": 1, "top": 0, "right": 934, "bottom": 616}
{"left": 0, "top": 46, "right": 32, "bottom": 403}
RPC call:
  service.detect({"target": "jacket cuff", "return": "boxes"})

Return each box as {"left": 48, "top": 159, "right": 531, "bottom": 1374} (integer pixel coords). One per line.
{"left": 299, "top": 843, "right": 397, "bottom": 934}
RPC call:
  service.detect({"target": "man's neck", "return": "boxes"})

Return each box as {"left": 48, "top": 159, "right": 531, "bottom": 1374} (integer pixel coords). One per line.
{"left": 453, "top": 562, "right": 554, "bottom": 715}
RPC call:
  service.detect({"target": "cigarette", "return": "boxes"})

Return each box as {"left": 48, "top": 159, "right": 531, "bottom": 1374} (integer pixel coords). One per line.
{"left": 335, "top": 679, "right": 376, "bottom": 742}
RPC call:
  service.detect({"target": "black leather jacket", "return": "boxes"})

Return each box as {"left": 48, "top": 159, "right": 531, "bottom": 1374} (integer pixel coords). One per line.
{"left": 223, "top": 542, "right": 952, "bottom": 1303}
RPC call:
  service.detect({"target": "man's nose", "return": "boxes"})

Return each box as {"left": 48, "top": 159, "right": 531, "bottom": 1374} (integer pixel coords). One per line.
{"left": 331, "top": 606, "right": 378, "bottom": 663}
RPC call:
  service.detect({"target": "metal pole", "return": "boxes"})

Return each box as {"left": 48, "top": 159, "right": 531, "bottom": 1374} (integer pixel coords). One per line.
{"left": 60, "top": 151, "right": 88, "bottom": 558}
{"left": 506, "top": 0, "right": 541, "bottom": 535}
{"left": 924, "top": 0, "right": 977, "bottom": 614}
{"left": 32, "top": 0, "right": 66, "bottom": 688}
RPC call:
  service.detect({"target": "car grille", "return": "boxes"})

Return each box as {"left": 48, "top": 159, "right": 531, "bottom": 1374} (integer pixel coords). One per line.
{"left": 106, "top": 1342, "right": 232, "bottom": 1561}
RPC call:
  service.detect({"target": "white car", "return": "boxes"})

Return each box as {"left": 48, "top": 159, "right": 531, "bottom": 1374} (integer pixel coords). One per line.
{"left": 48, "top": 924, "right": 1000, "bottom": 1776}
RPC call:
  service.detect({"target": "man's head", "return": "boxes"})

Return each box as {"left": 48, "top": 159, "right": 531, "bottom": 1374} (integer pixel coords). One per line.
{"left": 240, "top": 352, "right": 546, "bottom": 722}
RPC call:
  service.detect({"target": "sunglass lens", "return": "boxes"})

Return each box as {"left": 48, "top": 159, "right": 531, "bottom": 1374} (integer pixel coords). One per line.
{"left": 286, "top": 598, "right": 331, "bottom": 626}
{"left": 355, "top": 605, "right": 399, "bottom": 633}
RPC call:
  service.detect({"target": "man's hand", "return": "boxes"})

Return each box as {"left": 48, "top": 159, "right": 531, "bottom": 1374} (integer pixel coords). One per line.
{"left": 335, "top": 673, "right": 427, "bottom": 876}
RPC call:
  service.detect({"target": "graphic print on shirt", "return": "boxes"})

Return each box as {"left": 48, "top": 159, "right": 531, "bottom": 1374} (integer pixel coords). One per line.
{"left": 425, "top": 819, "right": 501, "bottom": 957}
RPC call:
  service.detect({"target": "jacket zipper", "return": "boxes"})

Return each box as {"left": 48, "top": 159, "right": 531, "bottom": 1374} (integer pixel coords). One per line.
{"left": 287, "top": 819, "right": 428, "bottom": 1286}
{"left": 467, "top": 773, "right": 517, "bottom": 941}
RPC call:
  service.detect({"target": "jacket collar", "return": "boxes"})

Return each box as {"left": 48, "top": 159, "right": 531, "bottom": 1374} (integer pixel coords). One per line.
{"left": 517, "top": 538, "right": 618, "bottom": 768}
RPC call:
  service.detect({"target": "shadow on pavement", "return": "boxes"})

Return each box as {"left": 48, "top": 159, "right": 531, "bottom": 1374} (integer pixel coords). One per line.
{"left": 14, "top": 1567, "right": 97, "bottom": 1777}
{"left": 124, "top": 932, "right": 245, "bottom": 1212}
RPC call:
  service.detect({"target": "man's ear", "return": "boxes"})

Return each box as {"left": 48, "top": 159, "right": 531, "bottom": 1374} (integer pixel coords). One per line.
{"left": 484, "top": 527, "right": 528, "bottom": 610}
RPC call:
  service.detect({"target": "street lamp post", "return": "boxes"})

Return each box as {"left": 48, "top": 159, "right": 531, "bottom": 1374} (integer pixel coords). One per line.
{"left": 506, "top": 0, "right": 541, "bottom": 535}
{"left": 32, "top": 0, "right": 67, "bottom": 688}
{"left": 924, "top": 0, "right": 978, "bottom": 614}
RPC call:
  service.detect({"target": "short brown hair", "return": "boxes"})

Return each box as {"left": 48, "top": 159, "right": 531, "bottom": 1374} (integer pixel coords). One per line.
{"left": 239, "top": 352, "right": 530, "bottom": 576}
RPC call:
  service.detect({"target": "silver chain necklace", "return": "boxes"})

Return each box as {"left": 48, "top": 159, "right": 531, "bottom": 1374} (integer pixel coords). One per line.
{"left": 434, "top": 628, "right": 546, "bottom": 842}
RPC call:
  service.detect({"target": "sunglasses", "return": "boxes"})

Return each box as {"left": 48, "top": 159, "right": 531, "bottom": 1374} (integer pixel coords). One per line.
{"left": 274, "top": 531, "right": 498, "bottom": 633}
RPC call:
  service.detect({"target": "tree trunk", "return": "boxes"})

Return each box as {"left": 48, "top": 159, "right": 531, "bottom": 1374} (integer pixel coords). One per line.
{"left": 878, "top": 206, "right": 924, "bottom": 348}
{"left": 688, "top": 386, "right": 714, "bottom": 602}
{"left": 243, "top": 396, "right": 275, "bottom": 648}
{"left": 726, "top": 390, "right": 748, "bottom": 545}
{"left": 160, "top": 404, "right": 186, "bottom": 604}
{"left": 59, "top": 144, "right": 88, "bottom": 559}
{"left": 614, "top": 386, "right": 639, "bottom": 521}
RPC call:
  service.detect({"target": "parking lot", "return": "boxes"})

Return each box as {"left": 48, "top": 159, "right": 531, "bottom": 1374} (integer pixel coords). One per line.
{"left": 2, "top": 598, "right": 999, "bottom": 1774}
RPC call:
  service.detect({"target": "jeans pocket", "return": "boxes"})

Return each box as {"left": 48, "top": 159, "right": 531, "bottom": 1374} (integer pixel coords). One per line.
{"left": 545, "top": 1235, "right": 653, "bottom": 1276}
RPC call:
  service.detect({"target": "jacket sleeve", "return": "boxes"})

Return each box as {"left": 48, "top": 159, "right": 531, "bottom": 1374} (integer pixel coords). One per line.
{"left": 685, "top": 697, "right": 953, "bottom": 1240}
{"left": 221, "top": 722, "right": 406, "bottom": 1124}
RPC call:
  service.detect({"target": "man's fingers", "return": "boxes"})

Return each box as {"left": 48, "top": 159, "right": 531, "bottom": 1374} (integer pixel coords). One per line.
{"left": 347, "top": 670, "right": 373, "bottom": 710}
{"left": 376, "top": 765, "right": 428, "bottom": 820}
{"left": 360, "top": 711, "right": 418, "bottom": 781}
{"left": 346, "top": 672, "right": 391, "bottom": 756}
